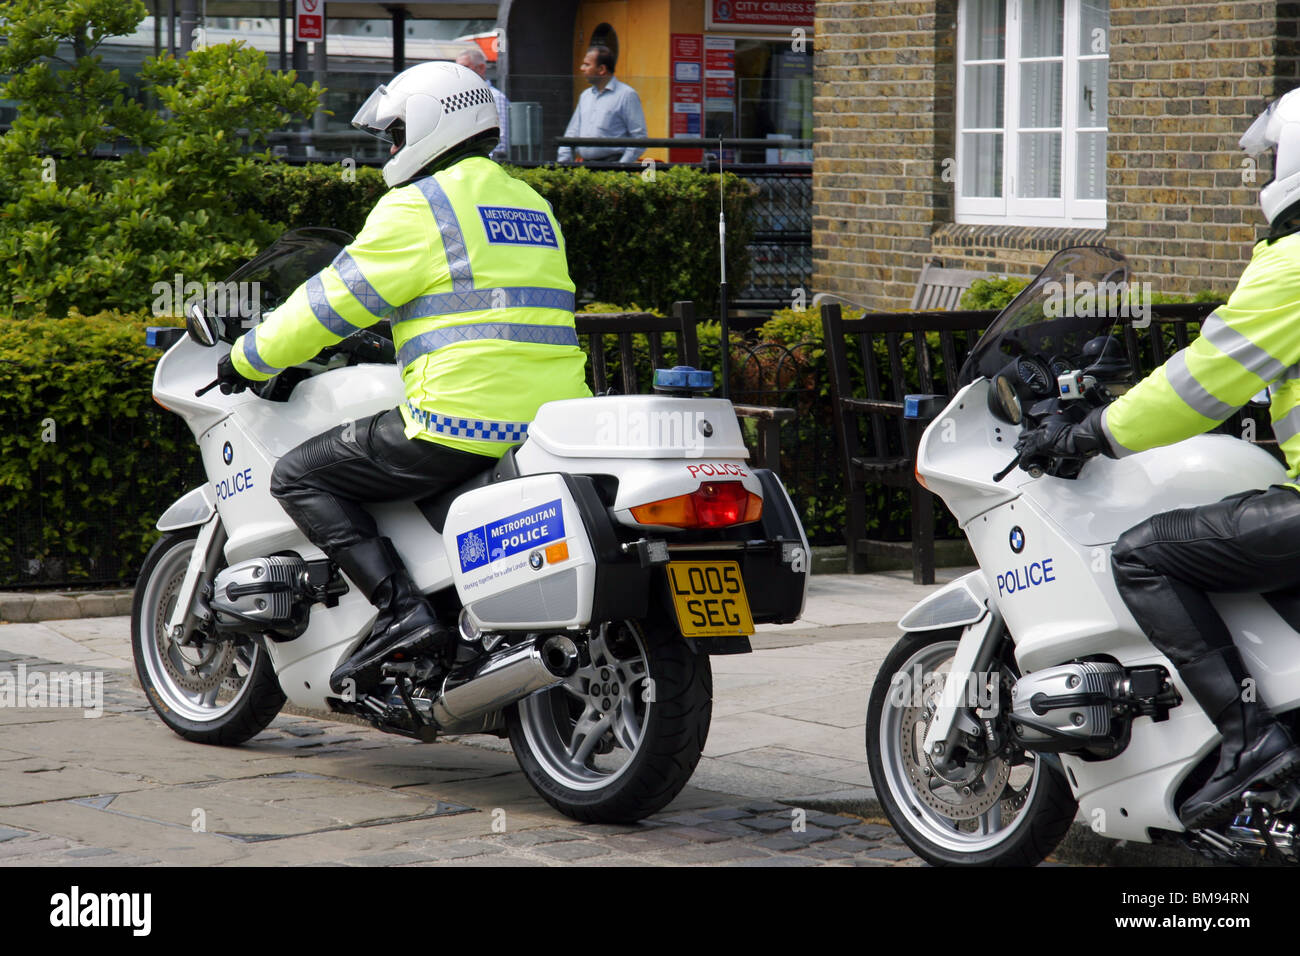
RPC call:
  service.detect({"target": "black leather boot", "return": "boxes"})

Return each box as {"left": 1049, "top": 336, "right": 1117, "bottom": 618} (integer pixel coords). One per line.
{"left": 328, "top": 538, "right": 453, "bottom": 695}
{"left": 1177, "top": 647, "right": 1300, "bottom": 829}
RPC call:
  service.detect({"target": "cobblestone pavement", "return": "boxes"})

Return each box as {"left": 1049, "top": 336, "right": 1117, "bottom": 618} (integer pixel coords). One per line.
{"left": 0, "top": 650, "right": 925, "bottom": 867}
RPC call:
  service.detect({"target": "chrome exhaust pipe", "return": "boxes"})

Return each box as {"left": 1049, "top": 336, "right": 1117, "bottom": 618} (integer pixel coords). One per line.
{"left": 431, "top": 635, "right": 579, "bottom": 733}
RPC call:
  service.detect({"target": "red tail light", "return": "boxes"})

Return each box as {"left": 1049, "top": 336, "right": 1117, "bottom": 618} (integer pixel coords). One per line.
{"left": 630, "top": 481, "right": 763, "bottom": 529}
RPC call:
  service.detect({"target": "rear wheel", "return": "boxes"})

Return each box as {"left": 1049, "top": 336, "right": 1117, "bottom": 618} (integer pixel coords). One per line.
{"left": 508, "top": 619, "right": 712, "bottom": 823}
{"left": 866, "top": 628, "right": 1077, "bottom": 866}
{"left": 132, "top": 529, "right": 286, "bottom": 745}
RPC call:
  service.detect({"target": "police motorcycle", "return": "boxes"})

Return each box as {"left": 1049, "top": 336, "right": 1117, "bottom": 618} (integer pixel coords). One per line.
{"left": 134, "top": 228, "right": 809, "bottom": 822}
{"left": 865, "top": 245, "right": 1300, "bottom": 865}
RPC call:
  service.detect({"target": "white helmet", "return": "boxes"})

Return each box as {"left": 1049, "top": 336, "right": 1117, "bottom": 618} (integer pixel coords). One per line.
{"left": 1241, "top": 89, "right": 1300, "bottom": 226}
{"left": 352, "top": 61, "right": 498, "bottom": 187}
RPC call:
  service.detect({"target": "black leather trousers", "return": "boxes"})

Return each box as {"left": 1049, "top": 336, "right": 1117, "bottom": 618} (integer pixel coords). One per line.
{"left": 270, "top": 407, "right": 495, "bottom": 556}
{"left": 1112, "top": 485, "right": 1300, "bottom": 670}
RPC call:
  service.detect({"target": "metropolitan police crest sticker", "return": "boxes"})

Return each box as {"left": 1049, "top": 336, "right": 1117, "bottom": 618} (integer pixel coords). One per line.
{"left": 458, "top": 528, "right": 489, "bottom": 572}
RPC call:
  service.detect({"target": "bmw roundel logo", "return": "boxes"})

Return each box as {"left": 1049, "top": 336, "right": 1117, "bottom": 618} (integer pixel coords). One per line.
{"left": 528, "top": 551, "right": 543, "bottom": 570}
{"left": 222, "top": 441, "right": 234, "bottom": 465}
{"left": 1009, "top": 526, "right": 1025, "bottom": 553}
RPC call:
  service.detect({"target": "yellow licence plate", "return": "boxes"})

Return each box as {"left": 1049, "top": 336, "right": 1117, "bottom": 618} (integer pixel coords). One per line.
{"left": 666, "top": 561, "right": 755, "bottom": 638}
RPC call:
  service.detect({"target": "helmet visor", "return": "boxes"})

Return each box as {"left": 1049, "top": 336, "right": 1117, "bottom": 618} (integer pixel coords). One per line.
{"left": 1241, "top": 101, "right": 1278, "bottom": 155}
{"left": 351, "top": 84, "right": 396, "bottom": 138}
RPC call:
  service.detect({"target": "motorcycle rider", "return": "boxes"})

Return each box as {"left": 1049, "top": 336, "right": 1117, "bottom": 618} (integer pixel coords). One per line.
{"left": 1015, "top": 91, "right": 1300, "bottom": 829}
{"left": 218, "top": 62, "right": 591, "bottom": 695}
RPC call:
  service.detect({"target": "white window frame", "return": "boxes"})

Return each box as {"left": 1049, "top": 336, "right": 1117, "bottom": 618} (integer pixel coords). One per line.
{"left": 955, "top": 0, "right": 1107, "bottom": 228}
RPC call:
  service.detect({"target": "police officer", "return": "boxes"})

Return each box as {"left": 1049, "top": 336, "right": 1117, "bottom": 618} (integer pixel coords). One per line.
{"left": 1015, "top": 91, "right": 1300, "bottom": 830}
{"left": 217, "top": 63, "right": 591, "bottom": 695}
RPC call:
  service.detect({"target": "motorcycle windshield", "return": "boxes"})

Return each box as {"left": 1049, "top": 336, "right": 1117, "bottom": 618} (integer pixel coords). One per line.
{"left": 221, "top": 227, "right": 355, "bottom": 334}
{"left": 958, "top": 245, "right": 1132, "bottom": 386}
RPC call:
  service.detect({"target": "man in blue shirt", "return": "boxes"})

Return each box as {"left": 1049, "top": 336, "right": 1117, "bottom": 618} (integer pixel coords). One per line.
{"left": 556, "top": 45, "right": 647, "bottom": 164}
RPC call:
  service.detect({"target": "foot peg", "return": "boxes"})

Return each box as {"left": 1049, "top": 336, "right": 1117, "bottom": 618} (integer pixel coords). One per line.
{"left": 382, "top": 659, "right": 441, "bottom": 683}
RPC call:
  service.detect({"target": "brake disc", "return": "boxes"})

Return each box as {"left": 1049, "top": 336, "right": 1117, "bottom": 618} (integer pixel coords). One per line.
{"left": 156, "top": 576, "right": 234, "bottom": 695}
{"left": 900, "top": 674, "right": 1011, "bottom": 821}
{"left": 162, "top": 633, "right": 235, "bottom": 695}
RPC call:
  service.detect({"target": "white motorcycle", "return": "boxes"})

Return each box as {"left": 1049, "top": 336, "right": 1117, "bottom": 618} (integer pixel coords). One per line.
{"left": 133, "top": 228, "right": 809, "bottom": 822}
{"left": 866, "top": 245, "right": 1300, "bottom": 865}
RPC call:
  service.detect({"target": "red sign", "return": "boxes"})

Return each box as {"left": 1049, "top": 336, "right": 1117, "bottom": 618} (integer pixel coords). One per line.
{"left": 672, "top": 34, "right": 703, "bottom": 60}
{"left": 669, "top": 33, "right": 704, "bottom": 163}
{"left": 295, "top": 0, "right": 323, "bottom": 41}
{"left": 705, "top": 47, "right": 734, "bottom": 71}
{"left": 705, "top": 77, "right": 734, "bottom": 99}
{"left": 707, "top": 0, "right": 815, "bottom": 30}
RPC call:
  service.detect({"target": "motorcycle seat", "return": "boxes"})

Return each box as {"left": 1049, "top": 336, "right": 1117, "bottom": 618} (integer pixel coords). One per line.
{"left": 414, "top": 445, "right": 521, "bottom": 534}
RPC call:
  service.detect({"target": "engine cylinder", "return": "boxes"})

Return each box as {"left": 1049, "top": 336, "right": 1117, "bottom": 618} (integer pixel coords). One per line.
{"left": 210, "top": 556, "right": 308, "bottom": 635}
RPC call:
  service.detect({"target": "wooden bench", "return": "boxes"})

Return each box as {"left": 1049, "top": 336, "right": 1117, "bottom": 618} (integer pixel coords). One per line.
{"left": 575, "top": 301, "right": 793, "bottom": 476}
{"left": 821, "top": 302, "right": 993, "bottom": 583}
{"left": 821, "top": 299, "right": 1265, "bottom": 585}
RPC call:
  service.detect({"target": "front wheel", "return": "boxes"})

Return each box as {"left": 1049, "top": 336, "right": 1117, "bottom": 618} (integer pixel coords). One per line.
{"left": 132, "top": 528, "right": 286, "bottom": 745}
{"left": 508, "top": 619, "right": 712, "bottom": 823}
{"left": 866, "top": 628, "right": 1077, "bottom": 866}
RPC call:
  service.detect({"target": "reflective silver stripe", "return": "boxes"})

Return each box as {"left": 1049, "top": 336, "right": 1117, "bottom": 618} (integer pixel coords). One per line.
{"left": 1274, "top": 405, "right": 1300, "bottom": 445}
{"left": 1165, "top": 350, "right": 1240, "bottom": 421}
{"left": 307, "top": 274, "right": 363, "bottom": 337}
{"left": 391, "top": 287, "right": 575, "bottom": 323}
{"left": 331, "top": 252, "right": 393, "bottom": 317}
{"left": 398, "top": 322, "right": 580, "bottom": 368}
{"left": 414, "top": 177, "right": 474, "bottom": 292}
{"left": 1199, "top": 313, "right": 1288, "bottom": 384}
{"left": 1099, "top": 406, "right": 1137, "bottom": 457}
{"left": 242, "top": 328, "right": 279, "bottom": 375}
{"left": 1283, "top": 363, "right": 1300, "bottom": 382}
{"left": 405, "top": 401, "right": 528, "bottom": 443}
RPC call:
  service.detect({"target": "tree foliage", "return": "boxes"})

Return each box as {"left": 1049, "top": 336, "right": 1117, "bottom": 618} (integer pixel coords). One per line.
{"left": 0, "top": 1, "right": 323, "bottom": 317}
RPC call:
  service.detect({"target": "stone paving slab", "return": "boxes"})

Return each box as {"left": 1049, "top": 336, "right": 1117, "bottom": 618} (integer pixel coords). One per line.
{"left": 0, "top": 573, "right": 1166, "bottom": 867}
{"left": 0, "top": 648, "right": 931, "bottom": 868}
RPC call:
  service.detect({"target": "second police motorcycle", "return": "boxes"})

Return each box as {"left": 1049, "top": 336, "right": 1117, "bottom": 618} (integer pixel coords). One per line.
{"left": 867, "top": 245, "right": 1300, "bottom": 866}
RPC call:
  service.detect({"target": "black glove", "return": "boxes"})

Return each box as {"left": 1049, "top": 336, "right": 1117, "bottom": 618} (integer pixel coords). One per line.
{"left": 216, "top": 353, "right": 257, "bottom": 395}
{"left": 1015, "top": 406, "right": 1115, "bottom": 471}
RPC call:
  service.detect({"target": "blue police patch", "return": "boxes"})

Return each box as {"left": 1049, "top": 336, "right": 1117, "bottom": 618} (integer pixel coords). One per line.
{"left": 457, "top": 499, "right": 566, "bottom": 573}
{"left": 478, "top": 206, "right": 559, "bottom": 248}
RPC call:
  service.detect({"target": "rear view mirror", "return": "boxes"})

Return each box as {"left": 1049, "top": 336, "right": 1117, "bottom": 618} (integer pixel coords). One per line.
{"left": 186, "top": 303, "right": 224, "bottom": 347}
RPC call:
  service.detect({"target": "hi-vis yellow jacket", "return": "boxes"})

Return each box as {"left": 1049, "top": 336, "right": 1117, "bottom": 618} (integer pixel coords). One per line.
{"left": 1103, "top": 232, "right": 1300, "bottom": 481}
{"left": 230, "top": 156, "right": 591, "bottom": 458}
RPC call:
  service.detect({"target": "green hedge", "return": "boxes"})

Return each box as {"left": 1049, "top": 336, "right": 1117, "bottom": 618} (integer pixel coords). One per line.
{"left": 247, "top": 163, "right": 756, "bottom": 317}
{"left": 0, "top": 313, "right": 199, "bottom": 584}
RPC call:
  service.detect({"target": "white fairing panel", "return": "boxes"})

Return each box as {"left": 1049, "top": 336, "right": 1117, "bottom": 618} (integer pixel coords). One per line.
{"left": 443, "top": 474, "right": 596, "bottom": 630}
{"left": 1017, "top": 434, "right": 1286, "bottom": 546}
{"left": 232, "top": 364, "right": 403, "bottom": 458}
{"left": 911, "top": 376, "right": 1300, "bottom": 841}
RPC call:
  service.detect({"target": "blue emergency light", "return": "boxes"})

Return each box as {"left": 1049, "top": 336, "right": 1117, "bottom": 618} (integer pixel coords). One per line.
{"left": 653, "top": 366, "right": 714, "bottom": 394}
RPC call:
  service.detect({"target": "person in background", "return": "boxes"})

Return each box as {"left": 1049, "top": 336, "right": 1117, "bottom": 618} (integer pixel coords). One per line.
{"left": 456, "top": 45, "right": 510, "bottom": 162}
{"left": 556, "top": 45, "right": 646, "bottom": 165}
